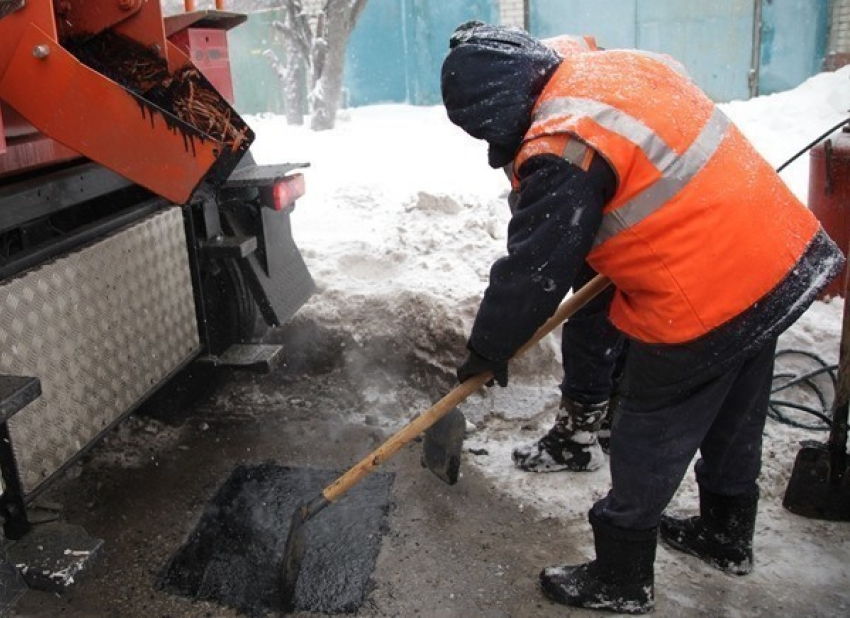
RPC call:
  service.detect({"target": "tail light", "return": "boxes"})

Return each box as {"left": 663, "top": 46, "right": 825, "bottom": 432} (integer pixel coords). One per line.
{"left": 272, "top": 173, "right": 305, "bottom": 212}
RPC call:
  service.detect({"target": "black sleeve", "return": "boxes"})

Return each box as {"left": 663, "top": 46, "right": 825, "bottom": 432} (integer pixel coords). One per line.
{"left": 468, "top": 153, "right": 617, "bottom": 362}
{"left": 560, "top": 261, "right": 626, "bottom": 403}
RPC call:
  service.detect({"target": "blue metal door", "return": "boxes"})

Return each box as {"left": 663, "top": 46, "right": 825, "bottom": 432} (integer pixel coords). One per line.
{"left": 758, "top": 0, "right": 830, "bottom": 96}
{"left": 529, "top": 0, "right": 830, "bottom": 102}
{"left": 344, "top": 0, "right": 498, "bottom": 106}
{"left": 530, "top": 0, "right": 753, "bottom": 101}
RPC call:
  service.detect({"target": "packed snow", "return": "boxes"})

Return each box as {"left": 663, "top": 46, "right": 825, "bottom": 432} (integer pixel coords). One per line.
{"left": 247, "top": 64, "right": 850, "bottom": 612}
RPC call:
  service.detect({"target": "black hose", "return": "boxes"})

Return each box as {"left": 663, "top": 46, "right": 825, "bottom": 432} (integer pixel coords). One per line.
{"left": 770, "top": 349, "right": 838, "bottom": 431}
{"left": 776, "top": 116, "right": 850, "bottom": 172}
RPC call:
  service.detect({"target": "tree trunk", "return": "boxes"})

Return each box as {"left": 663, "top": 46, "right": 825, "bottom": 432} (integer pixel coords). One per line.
{"left": 283, "top": 38, "right": 306, "bottom": 125}
{"left": 267, "top": 0, "right": 366, "bottom": 131}
{"left": 310, "top": 2, "right": 349, "bottom": 131}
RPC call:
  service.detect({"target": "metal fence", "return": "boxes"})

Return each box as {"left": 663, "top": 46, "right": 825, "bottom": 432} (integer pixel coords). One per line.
{"left": 228, "top": 0, "right": 832, "bottom": 115}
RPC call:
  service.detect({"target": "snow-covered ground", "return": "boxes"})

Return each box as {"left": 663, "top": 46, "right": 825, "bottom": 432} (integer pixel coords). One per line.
{"left": 246, "top": 64, "right": 850, "bottom": 610}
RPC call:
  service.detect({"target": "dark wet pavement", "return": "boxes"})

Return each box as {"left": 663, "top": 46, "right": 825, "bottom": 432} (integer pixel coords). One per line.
{"left": 10, "top": 318, "right": 849, "bottom": 617}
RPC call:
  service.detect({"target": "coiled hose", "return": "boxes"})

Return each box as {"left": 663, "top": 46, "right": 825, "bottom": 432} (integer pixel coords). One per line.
{"left": 770, "top": 349, "right": 838, "bottom": 430}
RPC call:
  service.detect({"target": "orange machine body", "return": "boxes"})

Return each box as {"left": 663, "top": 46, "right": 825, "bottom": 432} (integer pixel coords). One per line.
{"left": 0, "top": 0, "right": 252, "bottom": 204}
{"left": 165, "top": 11, "right": 246, "bottom": 105}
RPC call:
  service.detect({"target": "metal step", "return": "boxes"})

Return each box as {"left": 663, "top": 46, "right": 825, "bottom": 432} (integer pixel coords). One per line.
{"left": 6, "top": 522, "right": 104, "bottom": 594}
{"left": 200, "top": 234, "right": 257, "bottom": 260}
{"left": 225, "top": 162, "right": 308, "bottom": 188}
{"left": 0, "top": 545, "right": 26, "bottom": 613}
{"left": 198, "top": 343, "right": 284, "bottom": 373}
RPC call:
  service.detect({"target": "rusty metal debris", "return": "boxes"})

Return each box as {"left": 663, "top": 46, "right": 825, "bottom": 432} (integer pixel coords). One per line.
{"left": 64, "top": 31, "right": 246, "bottom": 146}
{"left": 166, "top": 67, "right": 247, "bottom": 145}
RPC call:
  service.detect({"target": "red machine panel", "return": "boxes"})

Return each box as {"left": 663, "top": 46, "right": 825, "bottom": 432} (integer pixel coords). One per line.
{"left": 170, "top": 28, "right": 234, "bottom": 103}
{"left": 810, "top": 127, "right": 850, "bottom": 299}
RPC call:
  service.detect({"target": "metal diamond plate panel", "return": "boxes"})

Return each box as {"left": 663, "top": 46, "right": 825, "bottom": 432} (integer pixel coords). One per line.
{"left": 0, "top": 208, "right": 199, "bottom": 494}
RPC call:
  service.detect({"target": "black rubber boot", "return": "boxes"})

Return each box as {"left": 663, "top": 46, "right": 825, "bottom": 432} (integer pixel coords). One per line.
{"left": 540, "top": 510, "right": 657, "bottom": 614}
{"left": 512, "top": 397, "right": 608, "bottom": 472}
{"left": 660, "top": 486, "right": 758, "bottom": 575}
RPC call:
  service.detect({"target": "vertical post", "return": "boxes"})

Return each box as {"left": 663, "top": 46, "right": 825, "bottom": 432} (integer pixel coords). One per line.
{"left": 183, "top": 207, "right": 212, "bottom": 353}
{"left": 523, "top": 0, "right": 530, "bottom": 31}
{"left": 184, "top": 0, "right": 195, "bottom": 12}
{"left": 748, "top": 0, "right": 763, "bottom": 98}
{"left": 0, "top": 423, "right": 30, "bottom": 540}
{"left": 828, "top": 239, "right": 850, "bottom": 484}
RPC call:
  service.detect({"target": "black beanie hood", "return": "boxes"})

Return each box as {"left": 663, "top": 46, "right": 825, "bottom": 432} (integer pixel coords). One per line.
{"left": 441, "top": 21, "right": 561, "bottom": 168}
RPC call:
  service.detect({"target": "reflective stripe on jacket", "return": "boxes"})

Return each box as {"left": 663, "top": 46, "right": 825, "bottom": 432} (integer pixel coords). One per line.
{"left": 513, "top": 50, "right": 821, "bottom": 344}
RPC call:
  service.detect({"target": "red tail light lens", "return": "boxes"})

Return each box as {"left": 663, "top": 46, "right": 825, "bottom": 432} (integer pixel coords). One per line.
{"left": 272, "top": 173, "right": 306, "bottom": 211}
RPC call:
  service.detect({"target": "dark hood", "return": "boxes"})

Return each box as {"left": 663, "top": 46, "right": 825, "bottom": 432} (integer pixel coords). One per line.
{"left": 441, "top": 21, "right": 562, "bottom": 168}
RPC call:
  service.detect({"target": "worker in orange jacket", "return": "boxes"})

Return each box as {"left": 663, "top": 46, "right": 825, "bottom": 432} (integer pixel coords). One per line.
{"left": 443, "top": 22, "right": 844, "bottom": 614}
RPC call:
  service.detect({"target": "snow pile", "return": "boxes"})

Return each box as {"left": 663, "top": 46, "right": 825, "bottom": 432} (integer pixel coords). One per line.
{"left": 249, "top": 104, "right": 558, "bottom": 376}
{"left": 722, "top": 65, "right": 850, "bottom": 202}
{"left": 247, "top": 65, "right": 850, "bottom": 597}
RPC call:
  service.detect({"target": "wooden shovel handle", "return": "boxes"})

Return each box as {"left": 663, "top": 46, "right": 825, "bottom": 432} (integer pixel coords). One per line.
{"left": 322, "top": 274, "right": 612, "bottom": 503}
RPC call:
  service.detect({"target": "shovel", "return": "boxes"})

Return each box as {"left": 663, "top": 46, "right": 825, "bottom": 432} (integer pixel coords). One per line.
{"left": 783, "top": 255, "right": 850, "bottom": 521}
{"left": 279, "top": 274, "right": 612, "bottom": 611}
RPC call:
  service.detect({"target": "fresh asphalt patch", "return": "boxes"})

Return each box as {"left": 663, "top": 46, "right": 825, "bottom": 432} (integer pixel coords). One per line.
{"left": 158, "top": 462, "right": 394, "bottom": 615}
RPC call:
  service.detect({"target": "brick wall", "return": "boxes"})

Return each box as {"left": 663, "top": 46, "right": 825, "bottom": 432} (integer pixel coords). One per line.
{"left": 499, "top": 0, "right": 526, "bottom": 29}
{"left": 827, "top": 0, "right": 850, "bottom": 69}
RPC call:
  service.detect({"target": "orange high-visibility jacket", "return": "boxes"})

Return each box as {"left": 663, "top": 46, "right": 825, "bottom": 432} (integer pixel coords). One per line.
{"left": 542, "top": 34, "right": 598, "bottom": 55}
{"left": 512, "top": 50, "right": 822, "bottom": 344}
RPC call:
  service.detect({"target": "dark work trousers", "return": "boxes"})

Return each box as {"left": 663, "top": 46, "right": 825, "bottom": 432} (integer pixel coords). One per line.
{"left": 560, "top": 263, "right": 627, "bottom": 404}
{"left": 591, "top": 337, "right": 778, "bottom": 530}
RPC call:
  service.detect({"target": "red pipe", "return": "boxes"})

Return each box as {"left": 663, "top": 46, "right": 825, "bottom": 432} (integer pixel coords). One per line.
{"left": 810, "top": 126, "right": 850, "bottom": 299}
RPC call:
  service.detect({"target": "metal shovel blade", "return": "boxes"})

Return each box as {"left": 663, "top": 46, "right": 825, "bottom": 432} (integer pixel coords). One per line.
{"left": 421, "top": 407, "right": 466, "bottom": 485}
{"left": 782, "top": 441, "right": 850, "bottom": 521}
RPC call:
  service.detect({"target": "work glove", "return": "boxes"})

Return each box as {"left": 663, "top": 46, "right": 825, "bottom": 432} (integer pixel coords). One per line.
{"left": 457, "top": 348, "right": 509, "bottom": 387}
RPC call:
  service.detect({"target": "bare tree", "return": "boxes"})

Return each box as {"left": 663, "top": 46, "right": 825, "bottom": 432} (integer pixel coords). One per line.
{"left": 264, "top": 1, "right": 311, "bottom": 125}
{"left": 266, "top": 0, "right": 368, "bottom": 130}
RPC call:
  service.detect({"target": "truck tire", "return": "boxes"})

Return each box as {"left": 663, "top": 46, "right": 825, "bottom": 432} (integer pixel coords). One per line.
{"left": 201, "top": 258, "right": 257, "bottom": 355}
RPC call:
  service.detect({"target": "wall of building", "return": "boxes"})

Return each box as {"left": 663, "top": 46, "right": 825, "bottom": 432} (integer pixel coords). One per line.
{"left": 227, "top": 0, "right": 835, "bottom": 115}
{"left": 827, "top": 0, "right": 850, "bottom": 68}
{"left": 499, "top": 0, "right": 526, "bottom": 28}
{"left": 757, "top": 0, "right": 830, "bottom": 95}
{"left": 528, "top": 0, "right": 829, "bottom": 102}
{"left": 343, "top": 0, "right": 498, "bottom": 107}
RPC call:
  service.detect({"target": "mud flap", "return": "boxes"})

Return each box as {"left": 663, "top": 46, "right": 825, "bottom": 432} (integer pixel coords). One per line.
{"left": 220, "top": 161, "right": 315, "bottom": 327}
{"left": 222, "top": 207, "right": 315, "bottom": 328}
